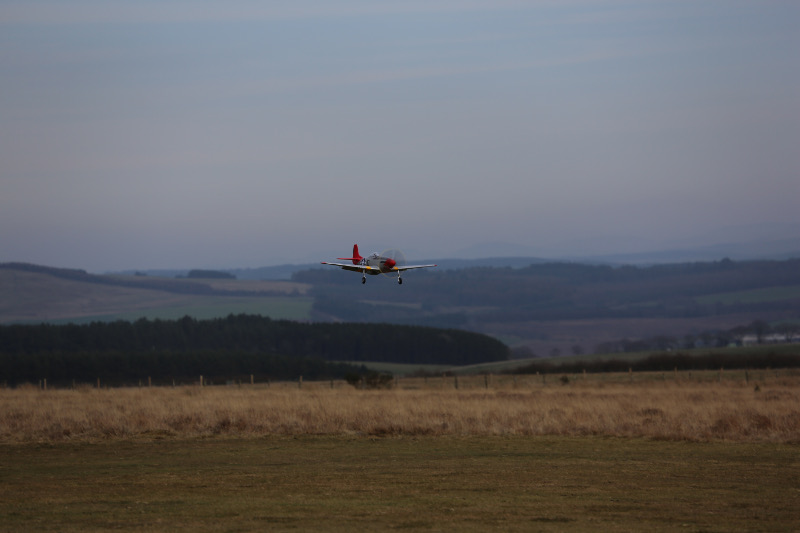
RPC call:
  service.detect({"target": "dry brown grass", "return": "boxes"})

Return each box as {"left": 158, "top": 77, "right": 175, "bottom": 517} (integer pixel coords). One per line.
{"left": 2, "top": 372, "right": 799, "bottom": 443}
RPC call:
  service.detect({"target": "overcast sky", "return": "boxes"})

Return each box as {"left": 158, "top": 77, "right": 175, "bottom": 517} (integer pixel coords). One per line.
{"left": 2, "top": 1, "right": 798, "bottom": 272}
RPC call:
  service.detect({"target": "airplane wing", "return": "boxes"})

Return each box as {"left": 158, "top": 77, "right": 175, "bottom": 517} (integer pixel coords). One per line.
{"left": 394, "top": 264, "right": 437, "bottom": 271}
{"left": 320, "top": 261, "right": 375, "bottom": 273}
{"left": 320, "top": 261, "right": 437, "bottom": 272}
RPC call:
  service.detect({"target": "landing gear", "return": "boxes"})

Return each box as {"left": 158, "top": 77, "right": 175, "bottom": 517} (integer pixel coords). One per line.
{"left": 398, "top": 276, "right": 403, "bottom": 285}
{"left": 361, "top": 275, "right": 366, "bottom": 284}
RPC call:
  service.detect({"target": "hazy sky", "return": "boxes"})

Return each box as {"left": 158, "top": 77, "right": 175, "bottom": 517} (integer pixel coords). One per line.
{"left": 2, "top": 1, "right": 798, "bottom": 271}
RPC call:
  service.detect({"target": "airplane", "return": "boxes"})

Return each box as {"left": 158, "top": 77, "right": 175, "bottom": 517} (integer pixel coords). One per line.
{"left": 321, "top": 244, "right": 437, "bottom": 284}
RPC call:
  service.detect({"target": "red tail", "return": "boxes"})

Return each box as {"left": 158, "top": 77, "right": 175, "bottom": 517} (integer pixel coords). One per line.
{"left": 337, "top": 244, "right": 363, "bottom": 265}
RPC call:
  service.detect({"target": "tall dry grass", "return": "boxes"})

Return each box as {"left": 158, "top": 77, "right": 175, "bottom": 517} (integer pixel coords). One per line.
{"left": 2, "top": 372, "right": 799, "bottom": 443}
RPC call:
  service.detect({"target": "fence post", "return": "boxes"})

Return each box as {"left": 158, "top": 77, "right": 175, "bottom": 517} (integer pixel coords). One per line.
{"left": 251, "top": 374, "right": 254, "bottom": 385}
{"left": 200, "top": 375, "right": 204, "bottom": 387}
{"left": 298, "top": 375, "right": 303, "bottom": 389}
{"left": 454, "top": 375, "right": 459, "bottom": 390}
{"left": 629, "top": 367, "right": 633, "bottom": 382}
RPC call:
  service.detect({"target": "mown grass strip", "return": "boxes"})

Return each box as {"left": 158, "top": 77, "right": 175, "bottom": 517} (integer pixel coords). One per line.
{"left": 1, "top": 436, "right": 797, "bottom": 532}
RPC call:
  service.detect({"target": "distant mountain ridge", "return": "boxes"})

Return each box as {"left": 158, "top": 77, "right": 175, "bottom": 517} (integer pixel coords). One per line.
{"left": 207, "top": 238, "right": 800, "bottom": 280}
{"left": 90, "top": 235, "right": 800, "bottom": 280}
{"left": 453, "top": 237, "right": 800, "bottom": 265}
{"left": 566, "top": 237, "right": 800, "bottom": 265}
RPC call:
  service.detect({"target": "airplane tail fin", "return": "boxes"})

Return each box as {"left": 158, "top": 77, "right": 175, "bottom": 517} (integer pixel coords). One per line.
{"left": 337, "top": 244, "right": 363, "bottom": 265}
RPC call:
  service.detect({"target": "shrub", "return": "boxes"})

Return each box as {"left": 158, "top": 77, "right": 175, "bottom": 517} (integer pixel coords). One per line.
{"left": 345, "top": 371, "right": 394, "bottom": 390}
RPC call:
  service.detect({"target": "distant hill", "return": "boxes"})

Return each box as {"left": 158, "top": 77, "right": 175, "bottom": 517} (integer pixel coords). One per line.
{"left": 0, "top": 263, "right": 311, "bottom": 324}
{"left": 567, "top": 237, "right": 800, "bottom": 265}
{"left": 186, "top": 269, "right": 236, "bottom": 280}
{"left": 106, "top": 234, "right": 800, "bottom": 281}
{"left": 4, "top": 258, "right": 800, "bottom": 358}
{"left": 119, "top": 257, "right": 552, "bottom": 281}
{"left": 447, "top": 235, "right": 800, "bottom": 265}
{"left": 1, "top": 262, "right": 303, "bottom": 296}
{"left": 293, "top": 257, "right": 800, "bottom": 356}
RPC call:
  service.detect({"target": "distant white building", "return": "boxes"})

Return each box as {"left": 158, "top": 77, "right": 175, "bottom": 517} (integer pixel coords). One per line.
{"left": 741, "top": 333, "right": 800, "bottom": 346}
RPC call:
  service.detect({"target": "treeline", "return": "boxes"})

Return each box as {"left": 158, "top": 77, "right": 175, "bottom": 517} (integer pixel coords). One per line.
{"left": 185, "top": 269, "right": 236, "bottom": 279}
{"left": 0, "top": 314, "right": 509, "bottom": 386}
{"left": 513, "top": 351, "right": 800, "bottom": 375}
{"left": 0, "top": 314, "right": 509, "bottom": 364}
{"left": 0, "top": 351, "right": 359, "bottom": 387}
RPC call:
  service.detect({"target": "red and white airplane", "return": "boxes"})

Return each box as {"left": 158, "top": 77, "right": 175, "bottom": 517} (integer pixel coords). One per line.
{"left": 321, "top": 244, "right": 437, "bottom": 284}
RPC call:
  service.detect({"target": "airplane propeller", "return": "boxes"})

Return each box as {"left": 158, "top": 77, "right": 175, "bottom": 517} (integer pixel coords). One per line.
{"left": 380, "top": 249, "right": 407, "bottom": 283}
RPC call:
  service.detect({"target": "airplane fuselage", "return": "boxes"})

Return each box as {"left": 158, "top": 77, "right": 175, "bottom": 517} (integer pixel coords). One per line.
{"left": 360, "top": 252, "right": 395, "bottom": 274}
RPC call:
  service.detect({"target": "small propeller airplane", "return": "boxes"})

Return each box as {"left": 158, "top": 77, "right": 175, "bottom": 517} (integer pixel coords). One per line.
{"left": 321, "top": 244, "right": 437, "bottom": 284}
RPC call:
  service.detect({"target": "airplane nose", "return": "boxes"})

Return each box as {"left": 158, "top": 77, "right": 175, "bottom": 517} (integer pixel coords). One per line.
{"left": 384, "top": 258, "right": 396, "bottom": 269}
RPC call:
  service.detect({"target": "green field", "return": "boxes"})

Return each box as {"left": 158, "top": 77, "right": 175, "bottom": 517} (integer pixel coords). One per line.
{"left": 695, "top": 284, "right": 800, "bottom": 305}
{"left": 1, "top": 436, "right": 797, "bottom": 532}
{"left": 45, "top": 296, "right": 314, "bottom": 324}
{"left": 355, "top": 344, "right": 800, "bottom": 377}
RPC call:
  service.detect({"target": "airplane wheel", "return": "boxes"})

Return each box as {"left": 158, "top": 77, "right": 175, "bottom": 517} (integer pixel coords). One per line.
{"left": 398, "top": 278, "right": 403, "bottom": 285}
{"left": 362, "top": 277, "right": 366, "bottom": 284}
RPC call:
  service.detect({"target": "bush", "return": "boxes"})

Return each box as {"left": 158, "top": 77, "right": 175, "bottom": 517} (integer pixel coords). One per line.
{"left": 345, "top": 371, "right": 394, "bottom": 390}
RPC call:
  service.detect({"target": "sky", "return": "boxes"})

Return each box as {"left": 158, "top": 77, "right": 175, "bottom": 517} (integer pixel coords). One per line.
{"left": 2, "top": 0, "right": 798, "bottom": 272}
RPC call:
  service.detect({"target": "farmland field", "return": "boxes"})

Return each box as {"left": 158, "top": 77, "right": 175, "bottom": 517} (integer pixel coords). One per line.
{"left": 68, "top": 295, "right": 314, "bottom": 323}
{"left": 0, "top": 269, "right": 313, "bottom": 323}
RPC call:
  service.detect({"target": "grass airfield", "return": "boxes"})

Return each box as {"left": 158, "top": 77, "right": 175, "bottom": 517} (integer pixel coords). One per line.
{"left": 2, "top": 436, "right": 798, "bottom": 532}
{"left": 2, "top": 374, "right": 800, "bottom": 532}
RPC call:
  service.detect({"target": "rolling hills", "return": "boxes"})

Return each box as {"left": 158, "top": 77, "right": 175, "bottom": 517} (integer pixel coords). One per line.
{"left": 2, "top": 258, "right": 800, "bottom": 357}
{"left": 0, "top": 263, "right": 312, "bottom": 324}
